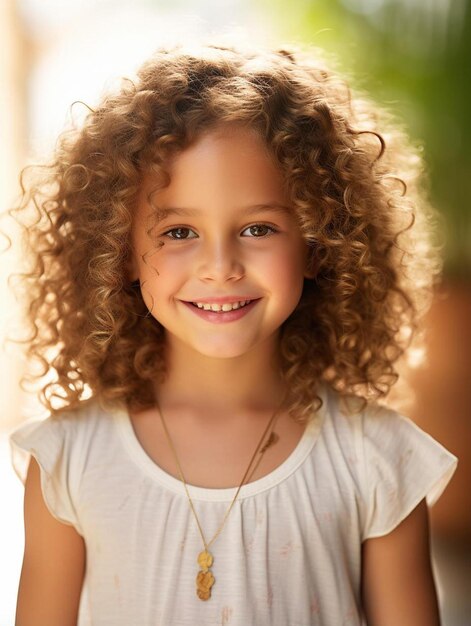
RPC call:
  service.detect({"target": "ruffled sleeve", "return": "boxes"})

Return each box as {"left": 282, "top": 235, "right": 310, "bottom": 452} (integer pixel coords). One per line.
{"left": 359, "top": 405, "right": 458, "bottom": 540}
{"left": 9, "top": 416, "right": 83, "bottom": 535}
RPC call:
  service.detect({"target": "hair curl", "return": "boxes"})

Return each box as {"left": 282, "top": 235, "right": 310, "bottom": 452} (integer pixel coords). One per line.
{"left": 10, "top": 42, "right": 442, "bottom": 421}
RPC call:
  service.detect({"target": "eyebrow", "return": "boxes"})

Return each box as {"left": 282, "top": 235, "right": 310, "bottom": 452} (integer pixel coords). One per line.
{"left": 154, "top": 203, "right": 292, "bottom": 219}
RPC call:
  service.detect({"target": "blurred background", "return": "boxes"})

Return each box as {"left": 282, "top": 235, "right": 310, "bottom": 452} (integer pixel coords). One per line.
{"left": 0, "top": 0, "right": 469, "bottom": 624}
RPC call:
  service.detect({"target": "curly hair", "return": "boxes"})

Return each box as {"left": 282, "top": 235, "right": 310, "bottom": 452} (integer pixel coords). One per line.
{"left": 10, "top": 42, "right": 442, "bottom": 421}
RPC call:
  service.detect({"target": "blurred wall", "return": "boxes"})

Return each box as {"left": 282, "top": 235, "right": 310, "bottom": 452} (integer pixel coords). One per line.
{"left": 0, "top": 0, "right": 28, "bottom": 429}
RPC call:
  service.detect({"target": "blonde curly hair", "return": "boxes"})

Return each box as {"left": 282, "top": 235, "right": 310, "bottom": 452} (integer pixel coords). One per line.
{"left": 11, "top": 42, "right": 442, "bottom": 421}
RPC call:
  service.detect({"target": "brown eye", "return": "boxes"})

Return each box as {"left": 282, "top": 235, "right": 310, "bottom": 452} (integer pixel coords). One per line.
{"left": 164, "top": 227, "right": 197, "bottom": 240}
{"left": 242, "top": 224, "right": 277, "bottom": 237}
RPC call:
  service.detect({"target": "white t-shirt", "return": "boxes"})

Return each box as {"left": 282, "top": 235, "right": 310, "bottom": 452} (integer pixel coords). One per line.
{"left": 9, "top": 383, "right": 458, "bottom": 625}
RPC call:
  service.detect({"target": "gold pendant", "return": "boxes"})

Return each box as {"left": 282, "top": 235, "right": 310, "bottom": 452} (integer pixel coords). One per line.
{"left": 196, "top": 550, "right": 215, "bottom": 601}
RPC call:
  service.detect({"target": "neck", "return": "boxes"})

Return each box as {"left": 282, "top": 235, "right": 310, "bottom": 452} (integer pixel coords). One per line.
{"left": 156, "top": 334, "right": 286, "bottom": 417}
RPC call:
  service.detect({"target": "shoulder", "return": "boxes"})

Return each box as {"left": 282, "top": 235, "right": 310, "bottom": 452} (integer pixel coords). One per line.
{"left": 315, "top": 383, "right": 366, "bottom": 449}
{"left": 319, "top": 385, "right": 433, "bottom": 454}
{"left": 22, "top": 397, "right": 116, "bottom": 437}
{"left": 45, "top": 397, "right": 121, "bottom": 461}
{"left": 9, "top": 398, "right": 117, "bottom": 484}
{"left": 315, "top": 384, "right": 456, "bottom": 485}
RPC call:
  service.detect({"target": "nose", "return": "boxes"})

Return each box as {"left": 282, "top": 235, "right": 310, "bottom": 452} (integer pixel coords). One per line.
{"left": 195, "top": 236, "right": 245, "bottom": 283}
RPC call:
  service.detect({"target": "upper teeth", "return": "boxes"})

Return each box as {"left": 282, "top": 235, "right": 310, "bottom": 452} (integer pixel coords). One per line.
{"left": 193, "top": 300, "right": 252, "bottom": 312}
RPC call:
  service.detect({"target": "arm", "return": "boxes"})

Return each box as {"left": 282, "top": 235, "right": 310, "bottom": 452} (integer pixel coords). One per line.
{"left": 361, "top": 498, "right": 441, "bottom": 626}
{"left": 16, "top": 456, "right": 86, "bottom": 626}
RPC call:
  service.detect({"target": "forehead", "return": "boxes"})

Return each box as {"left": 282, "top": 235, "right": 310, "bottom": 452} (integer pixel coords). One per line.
{"left": 138, "top": 126, "right": 288, "bottom": 211}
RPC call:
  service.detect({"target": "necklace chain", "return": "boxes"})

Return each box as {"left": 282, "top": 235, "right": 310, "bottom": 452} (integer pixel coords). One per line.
{"left": 156, "top": 399, "right": 283, "bottom": 600}
{"left": 157, "top": 406, "right": 279, "bottom": 549}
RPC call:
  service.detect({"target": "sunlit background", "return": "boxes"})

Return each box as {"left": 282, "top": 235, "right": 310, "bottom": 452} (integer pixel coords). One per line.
{"left": 1, "top": 1, "right": 470, "bottom": 624}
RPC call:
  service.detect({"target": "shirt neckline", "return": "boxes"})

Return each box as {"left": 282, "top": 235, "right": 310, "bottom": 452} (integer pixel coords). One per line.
{"left": 113, "top": 383, "right": 328, "bottom": 502}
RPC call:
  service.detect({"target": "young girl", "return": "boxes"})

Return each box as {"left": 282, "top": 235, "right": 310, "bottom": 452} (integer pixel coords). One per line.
{"left": 9, "top": 42, "right": 458, "bottom": 626}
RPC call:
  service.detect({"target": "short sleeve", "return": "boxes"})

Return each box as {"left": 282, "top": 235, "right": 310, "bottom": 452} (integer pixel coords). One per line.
{"left": 9, "top": 416, "right": 83, "bottom": 535}
{"left": 359, "top": 405, "right": 458, "bottom": 540}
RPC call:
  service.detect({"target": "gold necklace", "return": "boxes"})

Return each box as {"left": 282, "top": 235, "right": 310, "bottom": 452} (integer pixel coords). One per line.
{"left": 157, "top": 401, "right": 283, "bottom": 601}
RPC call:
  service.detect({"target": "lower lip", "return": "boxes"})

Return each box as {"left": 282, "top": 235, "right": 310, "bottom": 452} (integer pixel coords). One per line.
{"left": 181, "top": 300, "right": 260, "bottom": 323}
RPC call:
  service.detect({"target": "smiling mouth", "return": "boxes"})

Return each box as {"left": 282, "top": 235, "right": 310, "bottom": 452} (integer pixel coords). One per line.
{"left": 189, "top": 299, "right": 254, "bottom": 312}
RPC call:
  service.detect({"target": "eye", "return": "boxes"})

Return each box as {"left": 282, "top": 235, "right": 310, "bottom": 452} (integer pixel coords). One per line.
{"left": 162, "top": 227, "right": 198, "bottom": 240}
{"left": 241, "top": 224, "right": 278, "bottom": 237}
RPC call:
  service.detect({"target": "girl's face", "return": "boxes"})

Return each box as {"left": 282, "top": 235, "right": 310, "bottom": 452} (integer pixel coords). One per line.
{"left": 130, "top": 125, "right": 310, "bottom": 360}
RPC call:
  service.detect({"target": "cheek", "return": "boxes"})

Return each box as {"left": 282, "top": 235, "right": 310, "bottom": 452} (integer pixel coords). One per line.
{"left": 136, "top": 248, "right": 192, "bottom": 310}
{"left": 265, "top": 243, "right": 306, "bottom": 285}
{"left": 133, "top": 240, "right": 178, "bottom": 278}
